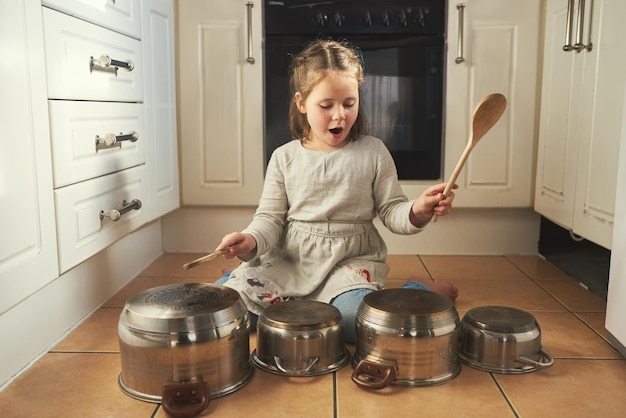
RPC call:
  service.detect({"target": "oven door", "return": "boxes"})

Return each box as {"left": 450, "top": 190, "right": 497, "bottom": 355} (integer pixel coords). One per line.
{"left": 264, "top": 35, "right": 444, "bottom": 180}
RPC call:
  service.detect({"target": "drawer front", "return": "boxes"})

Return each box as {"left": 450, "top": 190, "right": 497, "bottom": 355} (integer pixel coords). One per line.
{"left": 49, "top": 101, "right": 145, "bottom": 188}
{"left": 43, "top": 7, "right": 143, "bottom": 102}
{"left": 55, "top": 165, "right": 147, "bottom": 273}
{"left": 42, "top": 0, "right": 141, "bottom": 39}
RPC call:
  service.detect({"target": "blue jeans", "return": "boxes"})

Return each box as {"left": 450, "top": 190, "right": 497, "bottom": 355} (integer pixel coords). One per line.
{"left": 214, "top": 273, "right": 431, "bottom": 343}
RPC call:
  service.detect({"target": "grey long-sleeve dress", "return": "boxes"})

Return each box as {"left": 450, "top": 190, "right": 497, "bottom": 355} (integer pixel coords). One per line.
{"left": 223, "top": 135, "right": 425, "bottom": 315}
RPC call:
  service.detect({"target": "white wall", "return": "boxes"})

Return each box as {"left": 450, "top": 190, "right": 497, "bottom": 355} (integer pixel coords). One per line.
{"left": 162, "top": 207, "right": 541, "bottom": 255}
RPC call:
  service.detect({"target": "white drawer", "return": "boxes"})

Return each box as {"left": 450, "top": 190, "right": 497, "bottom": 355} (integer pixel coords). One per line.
{"left": 42, "top": 0, "right": 141, "bottom": 39}
{"left": 43, "top": 7, "right": 143, "bottom": 102}
{"left": 55, "top": 165, "right": 147, "bottom": 273}
{"left": 49, "top": 101, "right": 145, "bottom": 188}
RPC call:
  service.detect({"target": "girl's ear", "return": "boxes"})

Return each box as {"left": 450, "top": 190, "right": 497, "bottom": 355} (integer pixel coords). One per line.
{"left": 295, "top": 92, "right": 306, "bottom": 113}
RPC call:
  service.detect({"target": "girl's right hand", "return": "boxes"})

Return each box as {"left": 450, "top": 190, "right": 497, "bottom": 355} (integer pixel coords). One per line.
{"left": 216, "top": 232, "right": 257, "bottom": 258}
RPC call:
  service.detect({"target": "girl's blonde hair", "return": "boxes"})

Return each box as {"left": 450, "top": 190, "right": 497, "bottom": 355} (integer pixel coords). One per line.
{"left": 288, "top": 39, "right": 368, "bottom": 142}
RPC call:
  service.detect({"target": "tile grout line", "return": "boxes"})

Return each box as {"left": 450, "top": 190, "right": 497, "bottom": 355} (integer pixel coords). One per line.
{"left": 333, "top": 371, "right": 338, "bottom": 418}
{"left": 489, "top": 373, "right": 521, "bottom": 418}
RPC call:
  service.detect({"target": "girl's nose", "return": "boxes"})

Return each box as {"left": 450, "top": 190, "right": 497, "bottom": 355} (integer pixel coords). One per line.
{"left": 333, "top": 106, "right": 346, "bottom": 120}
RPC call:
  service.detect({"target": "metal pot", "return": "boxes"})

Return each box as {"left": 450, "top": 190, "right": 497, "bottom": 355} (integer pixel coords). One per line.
{"left": 252, "top": 300, "right": 350, "bottom": 376}
{"left": 458, "top": 306, "right": 555, "bottom": 374}
{"left": 352, "top": 289, "right": 461, "bottom": 389}
{"left": 118, "top": 283, "right": 253, "bottom": 417}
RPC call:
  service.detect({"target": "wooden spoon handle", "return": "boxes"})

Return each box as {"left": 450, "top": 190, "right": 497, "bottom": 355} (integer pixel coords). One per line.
{"left": 182, "top": 250, "right": 227, "bottom": 270}
{"left": 431, "top": 144, "right": 473, "bottom": 223}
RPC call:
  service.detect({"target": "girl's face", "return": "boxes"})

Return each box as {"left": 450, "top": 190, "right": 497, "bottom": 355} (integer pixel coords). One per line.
{"left": 295, "top": 73, "right": 359, "bottom": 151}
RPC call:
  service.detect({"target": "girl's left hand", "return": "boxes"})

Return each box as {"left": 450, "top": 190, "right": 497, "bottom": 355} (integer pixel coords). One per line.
{"left": 410, "top": 183, "right": 458, "bottom": 227}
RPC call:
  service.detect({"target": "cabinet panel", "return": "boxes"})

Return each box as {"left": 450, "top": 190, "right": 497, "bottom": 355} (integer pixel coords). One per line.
{"left": 49, "top": 101, "right": 145, "bottom": 188}
{"left": 54, "top": 165, "right": 147, "bottom": 273}
{"left": 43, "top": 7, "right": 143, "bottom": 102}
{"left": 141, "top": 0, "right": 180, "bottom": 220}
{"left": 0, "top": 0, "right": 58, "bottom": 315}
{"left": 535, "top": 0, "right": 626, "bottom": 249}
{"left": 178, "top": 0, "right": 264, "bottom": 206}
{"left": 572, "top": 0, "right": 626, "bottom": 247}
{"left": 42, "top": 0, "right": 141, "bottom": 39}
{"left": 534, "top": 0, "right": 581, "bottom": 228}
{"left": 444, "top": 0, "right": 540, "bottom": 207}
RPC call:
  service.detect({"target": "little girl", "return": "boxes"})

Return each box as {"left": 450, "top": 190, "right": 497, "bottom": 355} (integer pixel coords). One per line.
{"left": 215, "top": 39, "right": 458, "bottom": 342}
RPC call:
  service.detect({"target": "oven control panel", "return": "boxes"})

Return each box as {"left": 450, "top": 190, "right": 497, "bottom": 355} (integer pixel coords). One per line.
{"left": 265, "top": 0, "right": 445, "bottom": 35}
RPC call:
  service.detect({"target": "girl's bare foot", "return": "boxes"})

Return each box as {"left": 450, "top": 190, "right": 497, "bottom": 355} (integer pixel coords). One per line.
{"left": 407, "top": 276, "right": 459, "bottom": 301}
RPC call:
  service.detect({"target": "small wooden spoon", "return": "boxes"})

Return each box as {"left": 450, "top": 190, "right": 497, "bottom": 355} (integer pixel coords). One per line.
{"left": 432, "top": 93, "right": 507, "bottom": 222}
{"left": 182, "top": 250, "right": 227, "bottom": 270}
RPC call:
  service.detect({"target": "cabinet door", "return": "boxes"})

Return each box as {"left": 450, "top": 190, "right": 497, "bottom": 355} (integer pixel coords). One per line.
{"left": 177, "top": 0, "right": 264, "bottom": 206}
{"left": 0, "top": 0, "right": 58, "bottom": 314}
{"left": 572, "top": 0, "right": 626, "bottom": 248}
{"left": 444, "top": 0, "right": 541, "bottom": 207}
{"left": 141, "top": 0, "right": 180, "bottom": 220}
{"left": 534, "top": 0, "right": 583, "bottom": 228}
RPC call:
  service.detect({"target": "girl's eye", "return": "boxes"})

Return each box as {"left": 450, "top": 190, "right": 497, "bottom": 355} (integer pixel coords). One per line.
{"left": 344, "top": 103, "right": 355, "bottom": 108}
{"left": 319, "top": 104, "right": 332, "bottom": 110}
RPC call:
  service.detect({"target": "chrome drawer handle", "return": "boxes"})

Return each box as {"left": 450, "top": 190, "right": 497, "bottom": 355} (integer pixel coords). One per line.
{"left": 90, "top": 54, "right": 135, "bottom": 74}
{"left": 455, "top": 4, "right": 465, "bottom": 64}
{"left": 573, "top": 0, "right": 593, "bottom": 52}
{"left": 245, "top": 2, "right": 255, "bottom": 64}
{"left": 100, "top": 199, "right": 142, "bottom": 222}
{"left": 563, "top": 0, "right": 576, "bottom": 51}
{"left": 95, "top": 131, "right": 138, "bottom": 151}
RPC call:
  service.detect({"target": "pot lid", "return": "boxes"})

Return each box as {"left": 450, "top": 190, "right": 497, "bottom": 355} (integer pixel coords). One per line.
{"left": 260, "top": 300, "right": 343, "bottom": 330}
{"left": 463, "top": 306, "right": 538, "bottom": 333}
{"left": 358, "top": 289, "right": 457, "bottom": 329}
{"left": 120, "top": 283, "right": 247, "bottom": 333}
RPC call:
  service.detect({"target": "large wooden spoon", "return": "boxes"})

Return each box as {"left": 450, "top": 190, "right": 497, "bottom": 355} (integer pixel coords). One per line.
{"left": 432, "top": 93, "right": 507, "bottom": 222}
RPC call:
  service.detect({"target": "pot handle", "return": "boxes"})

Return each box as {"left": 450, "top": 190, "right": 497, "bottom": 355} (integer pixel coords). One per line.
{"left": 162, "top": 380, "right": 210, "bottom": 418}
{"left": 351, "top": 359, "right": 396, "bottom": 390}
{"left": 274, "top": 355, "right": 319, "bottom": 375}
{"left": 516, "top": 347, "right": 555, "bottom": 369}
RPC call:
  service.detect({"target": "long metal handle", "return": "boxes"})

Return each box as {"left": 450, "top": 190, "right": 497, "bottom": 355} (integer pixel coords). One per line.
{"left": 245, "top": 2, "right": 255, "bottom": 64}
{"left": 100, "top": 199, "right": 142, "bottom": 222}
{"left": 563, "top": 0, "right": 575, "bottom": 51}
{"left": 455, "top": 4, "right": 465, "bottom": 64}
{"left": 90, "top": 54, "right": 135, "bottom": 74}
{"left": 574, "top": 0, "right": 594, "bottom": 52}
{"left": 573, "top": 0, "right": 586, "bottom": 51}
{"left": 95, "top": 131, "right": 138, "bottom": 151}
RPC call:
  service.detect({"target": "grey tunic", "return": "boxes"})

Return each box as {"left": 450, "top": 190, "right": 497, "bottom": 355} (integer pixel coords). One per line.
{"left": 223, "top": 135, "right": 425, "bottom": 315}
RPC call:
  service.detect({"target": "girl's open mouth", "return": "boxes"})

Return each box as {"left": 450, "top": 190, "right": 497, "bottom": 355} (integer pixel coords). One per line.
{"left": 329, "top": 127, "right": 343, "bottom": 135}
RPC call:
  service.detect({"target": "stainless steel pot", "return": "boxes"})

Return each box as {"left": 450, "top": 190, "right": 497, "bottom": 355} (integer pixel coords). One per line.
{"left": 352, "top": 289, "right": 461, "bottom": 389}
{"left": 118, "top": 283, "right": 253, "bottom": 417}
{"left": 458, "top": 306, "right": 555, "bottom": 374}
{"left": 252, "top": 300, "right": 350, "bottom": 376}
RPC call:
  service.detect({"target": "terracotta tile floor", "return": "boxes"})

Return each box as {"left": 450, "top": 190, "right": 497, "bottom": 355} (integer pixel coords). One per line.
{"left": 1, "top": 254, "right": 625, "bottom": 417}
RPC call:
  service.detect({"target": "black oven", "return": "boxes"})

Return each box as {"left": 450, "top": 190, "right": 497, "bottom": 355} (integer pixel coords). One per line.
{"left": 263, "top": 0, "right": 446, "bottom": 180}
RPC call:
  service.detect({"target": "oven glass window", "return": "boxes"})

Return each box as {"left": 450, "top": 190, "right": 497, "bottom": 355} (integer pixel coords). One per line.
{"left": 264, "top": 36, "right": 444, "bottom": 180}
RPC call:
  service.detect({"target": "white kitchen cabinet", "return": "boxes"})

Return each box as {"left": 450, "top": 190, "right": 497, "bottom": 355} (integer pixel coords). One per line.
{"left": 43, "top": 8, "right": 143, "bottom": 102}
{"left": 177, "top": 0, "right": 264, "bottom": 206}
{"left": 54, "top": 166, "right": 147, "bottom": 272}
{"left": 141, "top": 0, "right": 180, "bottom": 220}
{"left": 48, "top": 101, "right": 145, "bottom": 188}
{"left": 0, "top": 0, "right": 59, "bottom": 314}
{"left": 534, "top": 0, "right": 626, "bottom": 249}
{"left": 443, "top": 0, "right": 541, "bottom": 207}
{"left": 42, "top": 0, "right": 142, "bottom": 39}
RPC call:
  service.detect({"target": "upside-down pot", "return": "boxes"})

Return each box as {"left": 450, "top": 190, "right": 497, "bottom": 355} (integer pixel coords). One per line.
{"left": 252, "top": 300, "right": 350, "bottom": 376}
{"left": 352, "top": 289, "right": 461, "bottom": 389}
{"left": 118, "top": 283, "right": 253, "bottom": 418}
{"left": 458, "top": 305, "right": 555, "bottom": 374}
